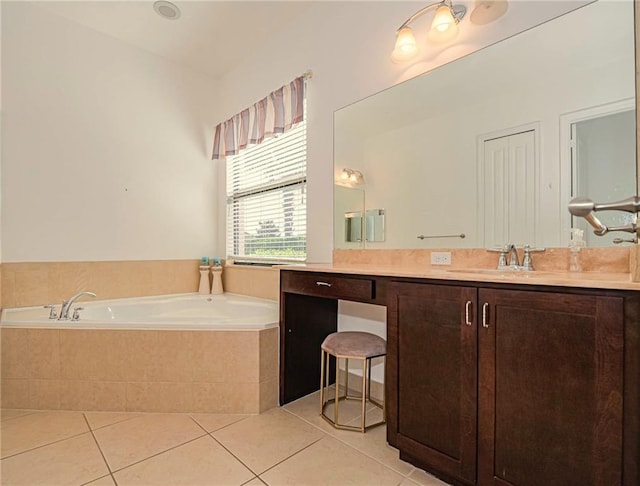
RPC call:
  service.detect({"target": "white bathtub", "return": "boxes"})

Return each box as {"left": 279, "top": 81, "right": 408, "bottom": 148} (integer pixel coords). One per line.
{"left": 0, "top": 293, "right": 280, "bottom": 413}
{"left": 0, "top": 293, "right": 279, "bottom": 330}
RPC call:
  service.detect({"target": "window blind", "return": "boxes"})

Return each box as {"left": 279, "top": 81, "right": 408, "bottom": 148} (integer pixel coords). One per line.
{"left": 226, "top": 121, "right": 307, "bottom": 263}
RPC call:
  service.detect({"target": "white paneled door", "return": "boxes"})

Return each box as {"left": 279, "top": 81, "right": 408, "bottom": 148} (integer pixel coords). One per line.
{"left": 480, "top": 130, "right": 537, "bottom": 249}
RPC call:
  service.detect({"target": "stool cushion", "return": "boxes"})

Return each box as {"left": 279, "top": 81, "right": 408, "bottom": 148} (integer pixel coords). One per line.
{"left": 321, "top": 331, "right": 386, "bottom": 358}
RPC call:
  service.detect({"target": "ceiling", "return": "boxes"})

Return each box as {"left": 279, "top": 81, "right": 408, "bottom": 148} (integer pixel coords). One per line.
{"left": 35, "top": 1, "right": 312, "bottom": 80}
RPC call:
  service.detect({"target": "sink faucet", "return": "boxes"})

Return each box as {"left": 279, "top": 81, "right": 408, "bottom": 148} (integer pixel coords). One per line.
{"left": 59, "top": 291, "right": 96, "bottom": 320}
{"left": 505, "top": 243, "right": 520, "bottom": 269}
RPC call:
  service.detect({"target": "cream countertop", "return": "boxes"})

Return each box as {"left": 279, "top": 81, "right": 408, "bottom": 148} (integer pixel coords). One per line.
{"left": 278, "top": 263, "right": 640, "bottom": 292}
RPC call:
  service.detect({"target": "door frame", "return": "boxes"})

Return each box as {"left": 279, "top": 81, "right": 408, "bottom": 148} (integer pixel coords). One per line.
{"left": 559, "top": 98, "right": 635, "bottom": 245}
{"left": 476, "top": 122, "right": 541, "bottom": 249}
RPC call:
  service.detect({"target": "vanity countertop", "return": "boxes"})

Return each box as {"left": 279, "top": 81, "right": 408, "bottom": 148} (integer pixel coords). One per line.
{"left": 279, "top": 263, "right": 640, "bottom": 291}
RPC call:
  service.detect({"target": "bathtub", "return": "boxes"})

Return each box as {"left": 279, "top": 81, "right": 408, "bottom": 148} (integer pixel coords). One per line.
{"left": 0, "top": 293, "right": 280, "bottom": 414}
{"left": 1, "top": 293, "right": 278, "bottom": 330}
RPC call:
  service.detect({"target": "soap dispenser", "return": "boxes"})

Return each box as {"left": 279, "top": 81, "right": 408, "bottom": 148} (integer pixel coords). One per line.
{"left": 568, "top": 228, "right": 586, "bottom": 272}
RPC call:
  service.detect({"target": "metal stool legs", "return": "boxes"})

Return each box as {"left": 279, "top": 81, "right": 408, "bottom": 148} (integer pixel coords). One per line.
{"left": 319, "top": 348, "right": 385, "bottom": 432}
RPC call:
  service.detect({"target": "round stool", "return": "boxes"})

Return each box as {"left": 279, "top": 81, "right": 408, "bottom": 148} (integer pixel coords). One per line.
{"left": 319, "top": 331, "right": 386, "bottom": 432}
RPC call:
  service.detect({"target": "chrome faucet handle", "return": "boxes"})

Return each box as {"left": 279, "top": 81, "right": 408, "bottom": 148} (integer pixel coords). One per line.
{"left": 44, "top": 305, "right": 58, "bottom": 319}
{"left": 71, "top": 307, "right": 84, "bottom": 322}
{"left": 521, "top": 245, "right": 546, "bottom": 271}
{"left": 497, "top": 249, "right": 508, "bottom": 269}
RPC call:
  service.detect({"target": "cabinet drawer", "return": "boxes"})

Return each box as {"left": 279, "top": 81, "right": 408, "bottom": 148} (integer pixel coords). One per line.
{"left": 282, "top": 271, "right": 374, "bottom": 301}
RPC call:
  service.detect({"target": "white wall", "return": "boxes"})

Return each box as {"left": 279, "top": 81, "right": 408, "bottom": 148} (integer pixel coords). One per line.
{"left": 1, "top": 2, "right": 220, "bottom": 262}
{"left": 214, "top": 1, "right": 593, "bottom": 263}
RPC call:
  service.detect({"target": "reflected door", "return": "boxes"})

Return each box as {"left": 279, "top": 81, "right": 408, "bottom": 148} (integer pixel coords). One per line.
{"left": 480, "top": 130, "right": 537, "bottom": 249}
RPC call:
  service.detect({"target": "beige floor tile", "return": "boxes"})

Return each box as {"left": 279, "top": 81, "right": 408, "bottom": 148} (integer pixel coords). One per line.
{"left": 85, "top": 476, "right": 117, "bottom": 486}
{"left": 283, "top": 392, "right": 412, "bottom": 476}
{"left": 189, "top": 413, "right": 251, "bottom": 432}
{"left": 93, "top": 413, "right": 206, "bottom": 471}
{"left": 213, "top": 407, "right": 324, "bottom": 474}
{"left": 0, "top": 409, "right": 38, "bottom": 422}
{"left": 0, "top": 432, "right": 109, "bottom": 485}
{"left": 408, "top": 468, "right": 453, "bottom": 486}
{"left": 114, "top": 435, "right": 255, "bottom": 486}
{"left": 398, "top": 479, "right": 422, "bottom": 486}
{"left": 243, "top": 478, "right": 267, "bottom": 486}
{"left": 0, "top": 411, "right": 89, "bottom": 458}
{"left": 84, "top": 411, "right": 141, "bottom": 430}
{"left": 260, "top": 435, "right": 404, "bottom": 485}
{"left": 283, "top": 390, "right": 379, "bottom": 436}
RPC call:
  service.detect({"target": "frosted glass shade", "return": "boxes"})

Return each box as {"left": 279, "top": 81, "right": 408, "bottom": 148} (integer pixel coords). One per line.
{"left": 428, "top": 5, "right": 459, "bottom": 43}
{"left": 391, "top": 27, "right": 418, "bottom": 62}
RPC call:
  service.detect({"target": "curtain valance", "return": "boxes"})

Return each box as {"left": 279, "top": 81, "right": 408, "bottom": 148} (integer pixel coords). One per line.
{"left": 211, "top": 76, "right": 305, "bottom": 160}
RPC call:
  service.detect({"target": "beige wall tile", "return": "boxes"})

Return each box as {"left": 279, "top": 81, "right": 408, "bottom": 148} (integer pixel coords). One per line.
{"left": 223, "top": 266, "right": 280, "bottom": 301}
{"left": 1, "top": 378, "right": 30, "bottom": 408}
{"left": 1, "top": 259, "right": 201, "bottom": 308}
{"left": 125, "top": 382, "right": 193, "bottom": 413}
{"left": 221, "top": 331, "right": 259, "bottom": 383}
{"left": 93, "top": 382, "right": 126, "bottom": 412}
{"left": 191, "top": 332, "right": 228, "bottom": 383}
{"left": 191, "top": 382, "right": 259, "bottom": 414}
{"left": 28, "top": 329, "right": 61, "bottom": 379}
{"left": 259, "top": 377, "right": 279, "bottom": 412}
{"left": 122, "top": 330, "right": 157, "bottom": 382}
{"left": 1, "top": 328, "right": 30, "bottom": 379}
{"left": 14, "top": 269, "right": 50, "bottom": 307}
{"left": 259, "top": 327, "right": 279, "bottom": 383}
{"left": 146, "top": 331, "right": 194, "bottom": 382}
{"left": 91, "top": 331, "right": 128, "bottom": 382}
{"left": 60, "top": 380, "right": 94, "bottom": 410}
{"left": 29, "top": 379, "right": 61, "bottom": 409}
{"left": 1, "top": 265, "right": 16, "bottom": 309}
{"left": 59, "top": 329, "right": 97, "bottom": 381}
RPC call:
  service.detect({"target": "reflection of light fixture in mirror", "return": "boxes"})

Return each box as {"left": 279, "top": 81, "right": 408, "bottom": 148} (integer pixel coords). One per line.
{"left": 340, "top": 168, "right": 364, "bottom": 185}
{"left": 391, "top": 0, "right": 467, "bottom": 62}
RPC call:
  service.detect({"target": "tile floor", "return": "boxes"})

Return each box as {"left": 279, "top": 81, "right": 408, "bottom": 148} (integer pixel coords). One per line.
{"left": 0, "top": 391, "right": 450, "bottom": 485}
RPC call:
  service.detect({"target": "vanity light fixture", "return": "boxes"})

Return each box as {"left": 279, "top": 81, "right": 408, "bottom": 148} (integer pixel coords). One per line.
{"left": 391, "top": 0, "right": 467, "bottom": 62}
{"left": 340, "top": 168, "right": 364, "bottom": 185}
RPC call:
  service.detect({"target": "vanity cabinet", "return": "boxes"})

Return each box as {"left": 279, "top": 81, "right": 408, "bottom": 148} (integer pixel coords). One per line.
{"left": 387, "top": 282, "right": 478, "bottom": 484}
{"left": 388, "top": 281, "right": 637, "bottom": 486}
{"left": 279, "top": 270, "right": 386, "bottom": 404}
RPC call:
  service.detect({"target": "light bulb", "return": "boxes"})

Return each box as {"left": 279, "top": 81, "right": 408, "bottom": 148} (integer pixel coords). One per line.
{"left": 341, "top": 170, "right": 350, "bottom": 180}
{"left": 429, "top": 5, "right": 459, "bottom": 43}
{"left": 349, "top": 173, "right": 358, "bottom": 183}
{"left": 391, "top": 27, "right": 418, "bottom": 62}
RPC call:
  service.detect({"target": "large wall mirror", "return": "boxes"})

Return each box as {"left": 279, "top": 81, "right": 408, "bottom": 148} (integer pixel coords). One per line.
{"left": 334, "top": 1, "right": 637, "bottom": 250}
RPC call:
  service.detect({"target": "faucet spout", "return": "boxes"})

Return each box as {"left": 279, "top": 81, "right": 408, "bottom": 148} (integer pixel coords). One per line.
{"left": 59, "top": 291, "right": 96, "bottom": 320}
{"left": 506, "top": 243, "right": 520, "bottom": 268}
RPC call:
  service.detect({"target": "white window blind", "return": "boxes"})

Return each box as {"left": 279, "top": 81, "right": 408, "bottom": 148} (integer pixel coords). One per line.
{"left": 226, "top": 121, "right": 306, "bottom": 263}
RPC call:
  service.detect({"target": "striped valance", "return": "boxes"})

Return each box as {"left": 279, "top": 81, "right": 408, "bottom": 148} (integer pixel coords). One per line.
{"left": 211, "top": 76, "right": 305, "bottom": 160}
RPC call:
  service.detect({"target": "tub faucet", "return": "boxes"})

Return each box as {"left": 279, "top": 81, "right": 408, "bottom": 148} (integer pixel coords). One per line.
{"left": 59, "top": 291, "right": 96, "bottom": 320}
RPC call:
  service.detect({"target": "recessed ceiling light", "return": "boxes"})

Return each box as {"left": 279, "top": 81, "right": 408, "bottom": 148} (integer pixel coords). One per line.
{"left": 153, "top": 1, "right": 181, "bottom": 20}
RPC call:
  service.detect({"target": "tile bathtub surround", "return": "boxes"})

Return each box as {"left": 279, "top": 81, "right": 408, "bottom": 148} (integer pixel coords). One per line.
{"left": 222, "top": 264, "right": 280, "bottom": 301}
{"left": 0, "top": 398, "right": 450, "bottom": 486}
{"left": 333, "top": 247, "right": 632, "bottom": 274}
{"left": 0, "top": 326, "right": 279, "bottom": 413}
{"left": 0, "top": 259, "right": 201, "bottom": 309}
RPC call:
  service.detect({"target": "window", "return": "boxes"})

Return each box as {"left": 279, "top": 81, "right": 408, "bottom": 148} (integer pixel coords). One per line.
{"left": 226, "top": 120, "right": 306, "bottom": 263}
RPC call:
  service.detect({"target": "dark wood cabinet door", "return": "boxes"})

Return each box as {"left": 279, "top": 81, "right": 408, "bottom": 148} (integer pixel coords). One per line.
{"left": 478, "top": 288, "right": 624, "bottom": 486}
{"left": 389, "top": 282, "right": 478, "bottom": 485}
{"left": 280, "top": 292, "right": 337, "bottom": 404}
